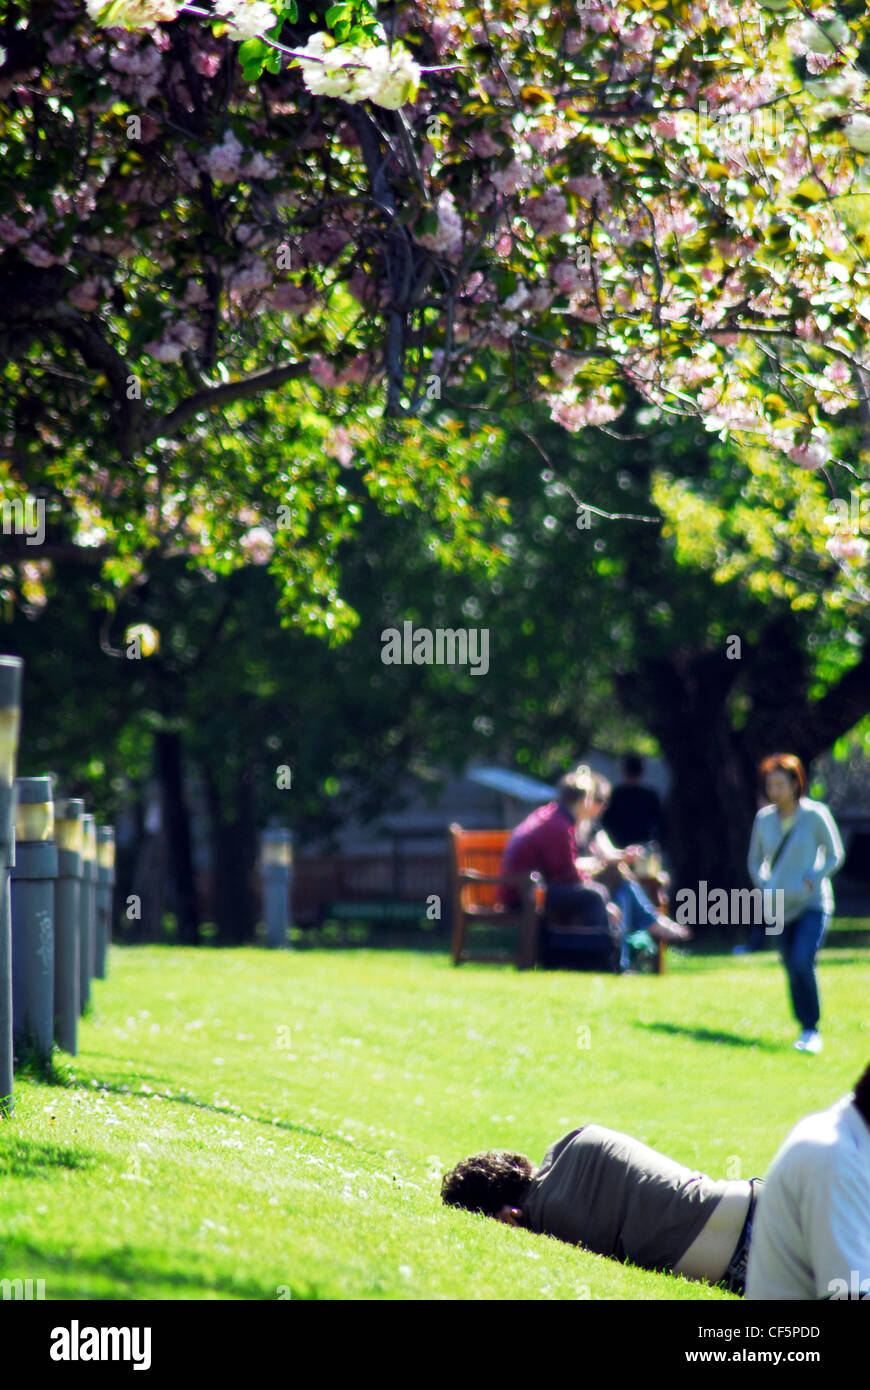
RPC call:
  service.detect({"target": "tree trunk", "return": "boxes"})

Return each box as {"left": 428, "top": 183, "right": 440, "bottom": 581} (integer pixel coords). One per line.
{"left": 201, "top": 765, "right": 258, "bottom": 945}
{"left": 154, "top": 729, "right": 200, "bottom": 945}
{"left": 618, "top": 651, "right": 755, "bottom": 907}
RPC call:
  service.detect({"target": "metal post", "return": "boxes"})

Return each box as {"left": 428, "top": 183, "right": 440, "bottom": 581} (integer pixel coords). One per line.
{"left": 11, "top": 776, "right": 57, "bottom": 1062}
{"left": 54, "top": 798, "right": 83, "bottom": 1054}
{"left": 79, "top": 814, "right": 96, "bottom": 1014}
{"left": 260, "top": 828, "right": 292, "bottom": 948}
{"left": 95, "top": 825, "right": 115, "bottom": 979}
{"left": 0, "top": 655, "right": 23, "bottom": 1118}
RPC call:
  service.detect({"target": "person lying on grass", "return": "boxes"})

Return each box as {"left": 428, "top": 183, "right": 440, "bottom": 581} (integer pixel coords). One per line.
{"left": 442, "top": 1123, "right": 762, "bottom": 1295}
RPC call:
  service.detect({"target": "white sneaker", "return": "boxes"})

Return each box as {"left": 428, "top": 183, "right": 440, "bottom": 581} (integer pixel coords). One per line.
{"left": 794, "top": 1030, "right": 823, "bottom": 1054}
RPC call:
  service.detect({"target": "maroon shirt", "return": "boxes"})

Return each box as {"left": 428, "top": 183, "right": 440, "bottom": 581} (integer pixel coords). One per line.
{"left": 499, "top": 801, "right": 588, "bottom": 907}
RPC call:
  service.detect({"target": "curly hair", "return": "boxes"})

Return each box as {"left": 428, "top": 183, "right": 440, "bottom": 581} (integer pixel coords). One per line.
{"left": 441, "top": 1151, "right": 536, "bottom": 1217}
{"left": 853, "top": 1060, "right": 870, "bottom": 1127}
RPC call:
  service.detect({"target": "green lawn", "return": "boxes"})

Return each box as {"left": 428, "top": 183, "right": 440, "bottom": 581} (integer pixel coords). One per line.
{"left": 1, "top": 935, "right": 868, "bottom": 1300}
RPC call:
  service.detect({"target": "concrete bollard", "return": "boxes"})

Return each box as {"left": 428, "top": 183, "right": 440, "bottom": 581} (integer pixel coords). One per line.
{"left": 11, "top": 776, "right": 57, "bottom": 1063}
{"left": 260, "top": 828, "right": 293, "bottom": 948}
{"left": 95, "top": 825, "right": 115, "bottom": 980}
{"left": 54, "top": 798, "right": 83, "bottom": 1054}
{"left": 0, "top": 655, "right": 23, "bottom": 1117}
{"left": 79, "top": 814, "right": 96, "bottom": 1014}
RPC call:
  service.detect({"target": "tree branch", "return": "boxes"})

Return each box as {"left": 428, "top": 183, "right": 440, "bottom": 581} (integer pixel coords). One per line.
{"left": 145, "top": 358, "right": 311, "bottom": 445}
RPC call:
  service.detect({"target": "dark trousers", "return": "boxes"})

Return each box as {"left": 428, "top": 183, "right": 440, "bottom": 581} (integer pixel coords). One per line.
{"left": 541, "top": 881, "right": 619, "bottom": 971}
{"left": 545, "top": 880, "right": 609, "bottom": 927}
{"left": 780, "top": 908, "right": 828, "bottom": 1031}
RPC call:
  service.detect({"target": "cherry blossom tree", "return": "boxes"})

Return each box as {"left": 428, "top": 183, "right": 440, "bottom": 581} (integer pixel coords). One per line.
{"left": 2, "top": 0, "right": 870, "bottom": 627}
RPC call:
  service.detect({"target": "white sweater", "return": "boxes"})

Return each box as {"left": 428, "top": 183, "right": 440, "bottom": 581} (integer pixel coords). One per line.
{"left": 746, "top": 1095, "right": 870, "bottom": 1300}
{"left": 747, "top": 797, "right": 844, "bottom": 925}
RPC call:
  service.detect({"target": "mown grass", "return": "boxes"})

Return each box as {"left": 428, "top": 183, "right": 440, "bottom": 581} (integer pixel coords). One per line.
{"left": 1, "top": 931, "right": 868, "bottom": 1300}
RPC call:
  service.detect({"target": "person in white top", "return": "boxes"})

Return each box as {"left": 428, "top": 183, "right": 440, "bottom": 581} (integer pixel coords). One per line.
{"left": 745, "top": 1061, "right": 870, "bottom": 1300}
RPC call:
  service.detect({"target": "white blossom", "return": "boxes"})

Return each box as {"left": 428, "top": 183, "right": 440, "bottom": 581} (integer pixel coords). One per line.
{"left": 845, "top": 113, "right": 870, "bottom": 153}
{"left": 86, "top": 0, "right": 181, "bottom": 28}
{"left": 213, "top": 0, "right": 278, "bottom": 42}
{"left": 294, "top": 34, "right": 420, "bottom": 109}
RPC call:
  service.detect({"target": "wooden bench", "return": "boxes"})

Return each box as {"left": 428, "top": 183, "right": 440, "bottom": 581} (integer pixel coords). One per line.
{"left": 449, "top": 824, "right": 667, "bottom": 973}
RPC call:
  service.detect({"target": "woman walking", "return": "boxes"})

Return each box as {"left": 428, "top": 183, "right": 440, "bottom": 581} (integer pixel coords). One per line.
{"left": 748, "top": 753, "right": 845, "bottom": 1054}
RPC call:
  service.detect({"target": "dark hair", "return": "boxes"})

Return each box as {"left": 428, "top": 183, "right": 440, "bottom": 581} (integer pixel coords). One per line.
{"left": 624, "top": 754, "right": 644, "bottom": 779}
{"left": 854, "top": 1060, "right": 870, "bottom": 1127}
{"left": 557, "top": 766, "right": 594, "bottom": 808}
{"left": 758, "top": 752, "right": 807, "bottom": 798}
{"left": 441, "top": 1151, "right": 536, "bottom": 1217}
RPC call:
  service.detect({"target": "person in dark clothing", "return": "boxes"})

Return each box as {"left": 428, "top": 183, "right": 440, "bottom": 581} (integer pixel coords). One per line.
{"left": 601, "top": 754, "right": 665, "bottom": 848}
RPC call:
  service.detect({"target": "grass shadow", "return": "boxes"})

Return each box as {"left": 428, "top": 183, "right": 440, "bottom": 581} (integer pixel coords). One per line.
{"left": 0, "top": 1237, "right": 316, "bottom": 1300}
{"left": 57, "top": 1066, "right": 380, "bottom": 1157}
{"left": 0, "top": 1136, "right": 99, "bottom": 1178}
{"left": 636, "top": 1021, "right": 782, "bottom": 1050}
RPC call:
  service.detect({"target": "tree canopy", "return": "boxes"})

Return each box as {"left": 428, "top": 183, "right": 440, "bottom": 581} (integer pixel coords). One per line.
{"left": 3, "top": 0, "right": 870, "bottom": 634}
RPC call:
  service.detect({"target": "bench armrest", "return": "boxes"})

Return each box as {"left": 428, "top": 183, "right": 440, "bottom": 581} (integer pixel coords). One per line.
{"left": 458, "top": 870, "right": 544, "bottom": 888}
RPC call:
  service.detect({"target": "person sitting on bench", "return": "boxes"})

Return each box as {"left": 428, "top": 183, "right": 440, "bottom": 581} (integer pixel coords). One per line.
{"left": 499, "top": 766, "right": 687, "bottom": 970}
{"left": 441, "top": 1123, "right": 762, "bottom": 1295}
{"left": 498, "top": 768, "right": 618, "bottom": 953}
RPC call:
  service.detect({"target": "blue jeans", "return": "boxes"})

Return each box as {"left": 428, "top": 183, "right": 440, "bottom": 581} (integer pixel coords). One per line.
{"left": 612, "top": 878, "right": 659, "bottom": 970}
{"left": 780, "top": 908, "right": 829, "bottom": 1031}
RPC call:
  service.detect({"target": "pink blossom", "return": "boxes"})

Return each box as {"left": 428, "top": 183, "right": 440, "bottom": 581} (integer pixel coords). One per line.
{"left": 469, "top": 130, "right": 502, "bottom": 158}
{"left": 552, "top": 259, "right": 590, "bottom": 294}
{"left": 270, "top": 284, "right": 314, "bottom": 314}
{"left": 788, "top": 439, "right": 831, "bottom": 469}
{"left": 491, "top": 160, "right": 532, "bottom": 196}
{"left": 549, "top": 385, "right": 624, "bottom": 432}
{"left": 68, "top": 280, "right": 103, "bottom": 311}
{"left": 324, "top": 425, "right": 355, "bottom": 467}
{"left": 523, "top": 189, "right": 571, "bottom": 237}
{"left": 551, "top": 352, "right": 580, "bottom": 383}
{"left": 239, "top": 526, "right": 274, "bottom": 565}
{"left": 826, "top": 535, "right": 868, "bottom": 563}
{"left": 301, "top": 226, "right": 350, "bottom": 264}
{"left": 23, "top": 244, "right": 60, "bottom": 267}
{"left": 243, "top": 152, "right": 276, "bottom": 179}
{"left": 204, "top": 131, "right": 244, "bottom": 183}
{"left": 184, "top": 279, "right": 208, "bottom": 306}
{"left": 310, "top": 355, "right": 339, "bottom": 388}
{"left": 0, "top": 218, "right": 27, "bottom": 245}
{"left": 337, "top": 353, "right": 375, "bottom": 385}
{"left": 418, "top": 190, "right": 463, "bottom": 256}
{"left": 565, "top": 174, "right": 606, "bottom": 202}
{"left": 194, "top": 51, "right": 221, "bottom": 77}
{"left": 229, "top": 261, "right": 272, "bottom": 297}
{"left": 47, "top": 40, "right": 76, "bottom": 64}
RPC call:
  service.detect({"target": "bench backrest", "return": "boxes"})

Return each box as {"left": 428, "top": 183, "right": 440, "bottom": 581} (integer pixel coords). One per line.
{"left": 449, "top": 825, "right": 510, "bottom": 912}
